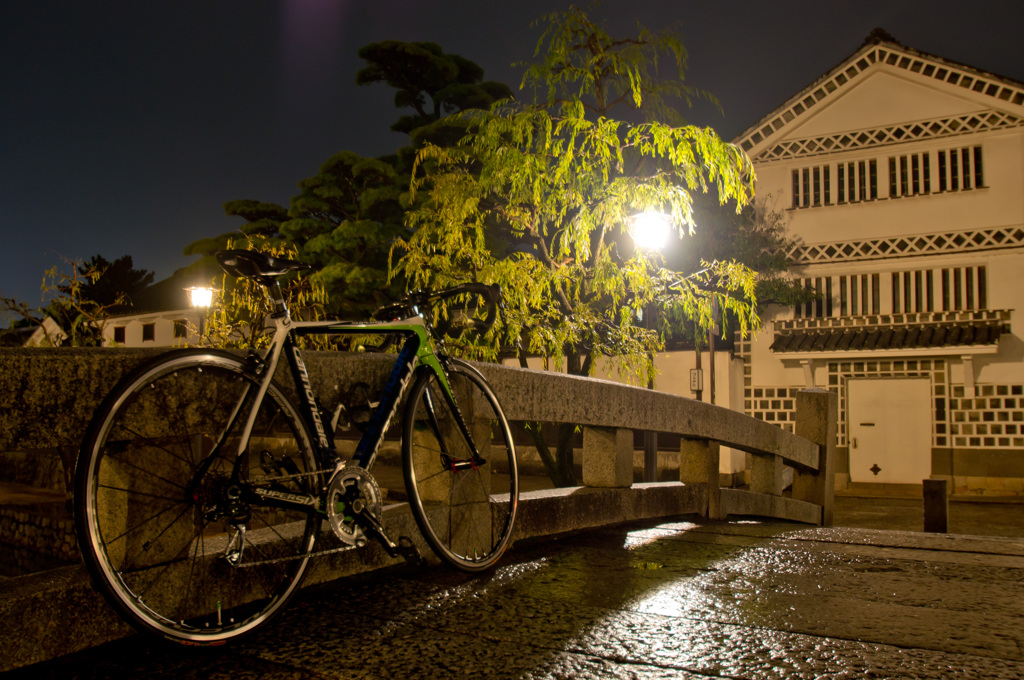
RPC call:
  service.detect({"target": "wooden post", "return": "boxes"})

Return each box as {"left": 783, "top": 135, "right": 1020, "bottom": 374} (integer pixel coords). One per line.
{"left": 792, "top": 388, "right": 838, "bottom": 526}
{"left": 923, "top": 479, "right": 949, "bottom": 533}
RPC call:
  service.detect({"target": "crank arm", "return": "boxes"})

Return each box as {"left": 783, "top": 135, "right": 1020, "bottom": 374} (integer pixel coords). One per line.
{"left": 354, "top": 508, "right": 420, "bottom": 561}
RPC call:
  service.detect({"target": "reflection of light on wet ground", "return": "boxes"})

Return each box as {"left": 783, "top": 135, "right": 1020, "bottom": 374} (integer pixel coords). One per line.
{"left": 619, "top": 523, "right": 740, "bottom": 621}
{"left": 615, "top": 522, "right": 809, "bottom": 625}
{"left": 554, "top": 522, "right": 845, "bottom": 676}
{"left": 619, "top": 521, "right": 702, "bottom": 549}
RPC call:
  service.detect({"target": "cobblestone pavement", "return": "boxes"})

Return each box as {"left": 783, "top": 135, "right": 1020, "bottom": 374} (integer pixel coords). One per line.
{"left": 3, "top": 510, "right": 1023, "bottom": 680}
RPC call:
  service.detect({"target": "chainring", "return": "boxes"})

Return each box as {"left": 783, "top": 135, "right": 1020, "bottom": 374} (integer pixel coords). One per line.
{"left": 325, "top": 466, "right": 383, "bottom": 546}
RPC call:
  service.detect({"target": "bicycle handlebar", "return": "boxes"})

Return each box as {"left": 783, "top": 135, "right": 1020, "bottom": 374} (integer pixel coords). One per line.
{"left": 373, "top": 283, "right": 502, "bottom": 338}
{"left": 214, "top": 249, "right": 501, "bottom": 339}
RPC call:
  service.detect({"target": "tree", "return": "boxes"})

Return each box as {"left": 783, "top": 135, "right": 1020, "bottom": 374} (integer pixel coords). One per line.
{"left": 1, "top": 257, "right": 132, "bottom": 346}
{"left": 519, "top": 6, "right": 715, "bottom": 124}
{"left": 196, "top": 240, "right": 329, "bottom": 349}
{"left": 357, "top": 40, "right": 513, "bottom": 145}
{"left": 77, "top": 254, "right": 154, "bottom": 313}
{"left": 395, "top": 7, "right": 761, "bottom": 486}
{"left": 187, "top": 43, "right": 513, "bottom": 320}
{"left": 655, "top": 192, "right": 811, "bottom": 346}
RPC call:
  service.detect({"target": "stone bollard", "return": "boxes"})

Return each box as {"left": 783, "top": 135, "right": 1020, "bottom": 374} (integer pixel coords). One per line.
{"left": 923, "top": 478, "right": 949, "bottom": 533}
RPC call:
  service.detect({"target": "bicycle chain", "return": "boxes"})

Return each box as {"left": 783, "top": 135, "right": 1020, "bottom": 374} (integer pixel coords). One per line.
{"left": 235, "top": 465, "right": 352, "bottom": 568}
{"left": 247, "top": 470, "right": 334, "bottom": 486}
{"left": 236, "top": 541, "right": 358, "bottom": 568}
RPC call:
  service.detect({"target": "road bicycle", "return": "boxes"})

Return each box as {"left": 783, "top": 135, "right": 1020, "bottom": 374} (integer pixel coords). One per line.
{"left": 74, "top": 249, "right": 518, "bottom": 645}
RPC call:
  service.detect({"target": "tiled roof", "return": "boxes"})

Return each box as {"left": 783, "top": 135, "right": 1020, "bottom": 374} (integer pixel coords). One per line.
{"left": 769, "top": 321, "right": 1008, "bottom": 353}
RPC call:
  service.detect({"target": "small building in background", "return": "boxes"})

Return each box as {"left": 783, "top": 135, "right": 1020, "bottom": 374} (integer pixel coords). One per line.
{"left": 735, "top": 30, "right": 1024, "bottom": 495}
{"left": 26, "top": 308, "right": 206, "bottom": 348}
{"left": 24, "top": 271, "right": 213, "bottom": 348}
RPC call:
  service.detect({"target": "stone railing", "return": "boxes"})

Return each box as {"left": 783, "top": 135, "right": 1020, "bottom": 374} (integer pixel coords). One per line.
{"left": 0, "top": 348, "right": 836, "bottom": 670}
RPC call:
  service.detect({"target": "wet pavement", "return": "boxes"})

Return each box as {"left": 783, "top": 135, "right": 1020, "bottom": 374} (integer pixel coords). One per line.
{"left": 3, "top": 505, "right": 1023, "bottom": 680}
{"left": 833, "top": 494, "right": 1024, "bottom": 537}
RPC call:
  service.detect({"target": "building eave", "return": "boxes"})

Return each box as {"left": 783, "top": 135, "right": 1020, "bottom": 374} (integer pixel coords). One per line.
{"left": 733, "top": 31, "right": 1024, "bottom": 159}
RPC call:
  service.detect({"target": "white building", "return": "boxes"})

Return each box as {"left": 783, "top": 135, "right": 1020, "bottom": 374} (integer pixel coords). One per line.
{"left": 27, "top": 309, "right": 206, "bottom": 347}
{"left": 734, "top": 30, "right": 1024, "bottom": 495}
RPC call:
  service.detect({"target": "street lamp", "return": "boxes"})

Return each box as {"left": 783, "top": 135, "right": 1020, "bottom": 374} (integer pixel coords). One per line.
{"left": 628, "top": 211, "right": 673, "bottom": 483}
{"left": 185, "top": 286, "right": 215, "bottom": 339}
{"left": 629, "top": 211, "right": 672, "bottom": 251}
{"left": 186, "top": 286, "right": 215, "bottom": 308}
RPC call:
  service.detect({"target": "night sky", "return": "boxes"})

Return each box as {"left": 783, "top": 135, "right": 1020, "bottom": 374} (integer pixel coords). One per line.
{"left": 3, "top": 1, "right": 1023, "bottom": 314}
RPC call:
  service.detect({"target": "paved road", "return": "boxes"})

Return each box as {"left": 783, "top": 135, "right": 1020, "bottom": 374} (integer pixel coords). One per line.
{"left": 3, "top": 511, "right": 1023, "bottom": 680}
{"left": 833, "top": 493, "right": 1024, "bottom": 537}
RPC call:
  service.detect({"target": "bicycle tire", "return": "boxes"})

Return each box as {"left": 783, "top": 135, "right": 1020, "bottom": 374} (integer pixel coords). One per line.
{"left": 402, "top": 359, "right": 518, "bottom": 571}
{"left": 75, "top": 349, "right": 322, "bottom": 644}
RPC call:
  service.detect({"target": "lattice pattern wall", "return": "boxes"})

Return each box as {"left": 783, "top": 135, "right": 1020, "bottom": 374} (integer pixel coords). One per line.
{"left": 735, "top": 323, "right": 1024, "bottom": 452}
{"left": 757, "top": 112, "right": 1021, "bottom": 162}
{"left": 739, "top": 42, "right": 1024, "bottom": 155}
{"left": 745, "top": 387, "right": 799, "bottom": 433}
{"left": 950, "top": 384, "right": 1024, "bottom": 448}
{"left": 787, "top": 226, "right": 1024, "bottom": 264}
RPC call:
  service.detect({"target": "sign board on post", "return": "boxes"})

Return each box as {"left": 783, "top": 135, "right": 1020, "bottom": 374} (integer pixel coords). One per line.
{"left": 690, "top": 368, "right": 703, "bottom": 392}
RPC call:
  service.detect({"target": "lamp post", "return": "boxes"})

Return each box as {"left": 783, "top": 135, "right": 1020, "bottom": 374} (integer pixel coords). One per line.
{"left": 629, "top": 211, "right": 672, "bottom": 483}
{"left": 708, "top": 295, "right": 718, "bottom": 405}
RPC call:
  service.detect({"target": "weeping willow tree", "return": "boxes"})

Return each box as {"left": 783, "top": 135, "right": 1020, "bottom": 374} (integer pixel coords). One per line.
{"left": 394, "top": 7, "right": 762, "bottom": 486}
{"left": 196, "top": 240, "right": 329, "bottom": 350}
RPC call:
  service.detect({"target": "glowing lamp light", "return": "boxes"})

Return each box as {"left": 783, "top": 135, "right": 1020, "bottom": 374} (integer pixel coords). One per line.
{"left": 186, "top": 286, "right": 215, "bottom": 308}
{"left": 630, "top": 212, "right": 672, "bottom": 251}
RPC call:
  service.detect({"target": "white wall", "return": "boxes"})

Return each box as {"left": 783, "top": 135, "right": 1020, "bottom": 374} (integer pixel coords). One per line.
{"left": 102, "top": 310, "right": 204, "bottom": 347}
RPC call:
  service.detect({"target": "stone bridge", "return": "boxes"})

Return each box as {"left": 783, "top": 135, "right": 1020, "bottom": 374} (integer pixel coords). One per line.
{"left": 0, "top": 348, "right": 835, "bottom": 671}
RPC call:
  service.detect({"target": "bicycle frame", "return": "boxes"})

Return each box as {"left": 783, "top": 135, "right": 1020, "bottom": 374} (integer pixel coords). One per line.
{"left": 223, "top": 312, "right": 468, "bottom": 517}
{"left": 74, "top": 251, "right": 517, "bottom": 646}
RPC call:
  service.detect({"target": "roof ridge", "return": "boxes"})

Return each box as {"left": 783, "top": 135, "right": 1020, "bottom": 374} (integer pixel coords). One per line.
{"left": 733, "top": 31, "right": 1024, "bottom": 155}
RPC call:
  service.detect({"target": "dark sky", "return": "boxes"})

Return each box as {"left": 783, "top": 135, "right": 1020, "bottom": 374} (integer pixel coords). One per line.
{"left": 3, "top": 0, "right": 1024, "bottom": 312}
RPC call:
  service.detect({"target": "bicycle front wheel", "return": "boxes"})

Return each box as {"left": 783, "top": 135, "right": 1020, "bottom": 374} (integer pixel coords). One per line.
{"left": 75, "top": 350, "right": 322, "bottom": 645}
{"left": 402, "top": 360, "right": 518, "bottom": 571}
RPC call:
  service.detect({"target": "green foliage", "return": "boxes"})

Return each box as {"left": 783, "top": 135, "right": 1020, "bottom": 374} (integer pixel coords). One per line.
{"left": 654, "top": 193, "right": 810, "bottom": 347}
{"left": 187, "top": 42, "right": 513, "bottom": 322}
{"left": 395, "top": 6, "right": 765, "bottom": 487}
{"left": 398, "top": 7, "right": 760, "bottom": 384}
{"left": 203, "top": 155, "right": 409, "bottom": 321}
{"left": 520, "top": 5, "right": 717, "bottom": 123}
{"left": 196, "top": 240, "right": 329, "bottom": 349}
{"left": 1, "top": 257, "right": 131, "bottom": 346}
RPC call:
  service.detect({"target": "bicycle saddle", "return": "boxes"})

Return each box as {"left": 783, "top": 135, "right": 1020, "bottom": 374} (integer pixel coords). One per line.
{"left": 216, "top": 249, "right": 311, "bottom": 283}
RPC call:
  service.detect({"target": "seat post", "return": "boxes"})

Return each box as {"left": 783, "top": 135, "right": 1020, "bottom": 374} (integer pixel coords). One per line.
{"left": 266, "top": 280, "right": 290, "bottom": 321}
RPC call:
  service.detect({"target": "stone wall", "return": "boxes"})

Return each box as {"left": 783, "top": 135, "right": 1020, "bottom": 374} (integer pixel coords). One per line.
{"left": 0, "top": 507, "right": 77, "bottom": 561}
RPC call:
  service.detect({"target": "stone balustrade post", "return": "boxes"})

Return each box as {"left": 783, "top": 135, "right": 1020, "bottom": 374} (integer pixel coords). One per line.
{"left": 679, "top": 438, "right": 720, "bottom": 519}
{"left": 750, "top": 453, "right": 784, "bottom": 497}
{"left": 792, "top": 388, "right": 838, "bottom": 526}
{"left": 582, "top": 427, "right": 633, "bottom": 488}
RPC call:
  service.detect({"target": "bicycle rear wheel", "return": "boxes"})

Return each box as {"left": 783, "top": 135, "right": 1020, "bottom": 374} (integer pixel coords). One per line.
{"left": 402, "top": 360, "right": 517, "bottom": 571}
{"left": 75, "top": 350, "right": 321, "bottom": 644}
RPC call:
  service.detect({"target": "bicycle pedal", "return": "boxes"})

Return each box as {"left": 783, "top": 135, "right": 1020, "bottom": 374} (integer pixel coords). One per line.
{"left": 397, "top": 536, "right": 422, "bottom": 563}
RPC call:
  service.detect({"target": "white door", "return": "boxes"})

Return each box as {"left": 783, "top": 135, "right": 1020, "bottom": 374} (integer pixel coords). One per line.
{"left": 848, "top": 378, "right": 932, "bottom": 484}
